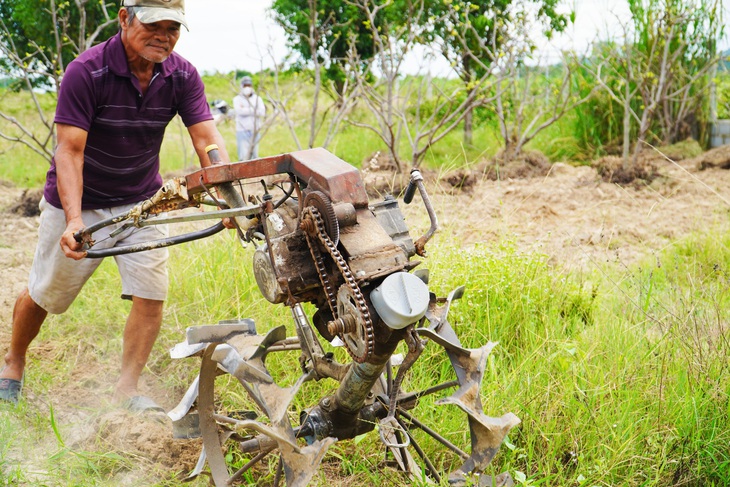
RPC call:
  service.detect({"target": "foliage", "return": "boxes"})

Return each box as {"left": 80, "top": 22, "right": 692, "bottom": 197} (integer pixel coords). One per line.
{"left": 627, "top": 0, "right": 723, "bottom": 145}
{"left": 571, "top": 42, "right": 628, "bottom": 156}
{"left": 587, "top": 0, "right": 724, "bottom": 166}
{"left": 270, "top": 0, "right": 376, "bottom": 93}
{"left": 0, "top": 0, "right": 120, "bottom": 164}
{"left": 426, "top": 0, "right": 570, "bottom": 79}
{"left": 716, "top": 69, "right": 730, "bottom": 119}
{"left": 0, "top": 0, "right": 120, "bottom": 88}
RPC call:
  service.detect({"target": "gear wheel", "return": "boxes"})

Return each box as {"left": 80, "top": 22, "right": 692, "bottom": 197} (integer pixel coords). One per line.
{"left": 301, "top": 203, "right": 374, "bottom": 363}
{"left": 303, "top": 191, "right": 339, "bottom": 247}
{"left": 335, "top": 285, "right": 374, "bottom": 362}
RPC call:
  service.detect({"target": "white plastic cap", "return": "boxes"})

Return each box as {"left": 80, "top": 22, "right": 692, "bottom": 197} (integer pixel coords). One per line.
{"left": 370, "top": 272, "right": 429, "bottom": 329}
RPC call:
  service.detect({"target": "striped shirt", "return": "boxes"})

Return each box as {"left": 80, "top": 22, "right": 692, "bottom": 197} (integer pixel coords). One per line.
{"left": 44, "top": 32, "right": 212, "bottom": 210}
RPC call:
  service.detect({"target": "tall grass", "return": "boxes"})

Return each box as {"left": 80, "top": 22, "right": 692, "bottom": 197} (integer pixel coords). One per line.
{"left": 3, "top": 220, "right": 727, "bottom": 486}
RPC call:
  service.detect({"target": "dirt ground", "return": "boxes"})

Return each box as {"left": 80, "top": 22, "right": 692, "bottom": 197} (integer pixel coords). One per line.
{"left": 1, "top": 145, "right": 730, "bottom": 484}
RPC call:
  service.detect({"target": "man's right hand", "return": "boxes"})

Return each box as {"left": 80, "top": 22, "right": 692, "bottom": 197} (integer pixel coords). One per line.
{"left": 60, "top": 218, "right": 87, "bottom": 260}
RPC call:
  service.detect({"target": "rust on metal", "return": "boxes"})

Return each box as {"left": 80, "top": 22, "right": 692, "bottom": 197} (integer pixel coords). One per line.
{"left": 77, "top": 147, "right": 517, "bottom": 486}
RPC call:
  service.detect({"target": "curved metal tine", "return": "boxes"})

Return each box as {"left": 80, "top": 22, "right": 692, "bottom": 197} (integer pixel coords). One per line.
{"left": 199, "top": 344, "right": 235, "bottom": 487}
{"left": 279, "top": 437, "right": 337, "bottom": 487}
{"left": 211, "top": 343, "right": 272, "bottom": 384}
{"left": 185, "top": 446, "right": 207, "bottom": 481}
{"left": 445, "top": 410, "right": 521, "bottom": 483}
{"left": 249, "top": 325, "right": 287, "bottom": 361}
{"left": 200, "top": 345, "right": 298, "bottom": 487}
{"left": 435, "top": 342, "right": 498, "bottom": 407}
{"left": 254, "top": 372, "right": 310, "bottom": 425}
{"left": 427, "top": 342, "right": 520, "bottom": 480}
{"left": 167, "top": 374, "right": 200, "bottom": 422}
{"left": 424, "top": 285, "right": 465, "bottom": 334}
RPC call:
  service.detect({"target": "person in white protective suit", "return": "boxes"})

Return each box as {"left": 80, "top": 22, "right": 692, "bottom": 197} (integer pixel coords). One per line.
{"left": 233, "top": 76, "right": 265, "bottom": 161}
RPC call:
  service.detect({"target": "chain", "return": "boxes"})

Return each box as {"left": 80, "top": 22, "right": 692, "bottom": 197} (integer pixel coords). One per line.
{"left": 302, "top": 206, "right": 375, "bottom": 363}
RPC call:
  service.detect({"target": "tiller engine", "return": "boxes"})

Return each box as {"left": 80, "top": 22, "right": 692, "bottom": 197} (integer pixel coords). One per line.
{"left": 76, "top": 147, "right": 520, "bottom": 486}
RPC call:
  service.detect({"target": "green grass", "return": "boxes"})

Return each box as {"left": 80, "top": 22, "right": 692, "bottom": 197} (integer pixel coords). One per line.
{"left": 2, "top": 222, "right": 728, "bottom": 486}
{"left": 1, "top": 72, "right": 727, "bottom": 486}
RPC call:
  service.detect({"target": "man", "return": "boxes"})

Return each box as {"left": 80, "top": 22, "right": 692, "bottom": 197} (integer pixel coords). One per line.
{"left": 233, "top": 76, "right": 266, "bottom": 160}
{"left": 0, "top": 0, "right": 231, "bottom": 411}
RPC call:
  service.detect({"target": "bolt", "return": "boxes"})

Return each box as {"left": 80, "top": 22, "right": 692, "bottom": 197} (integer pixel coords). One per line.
{"left": 328, "top": 316, "right": 356, "bottom": 336}
{"left": 321, "top": 397, "right": 332, "bottom": 409}
{"left": 300, "top": 219, "right": 315, "bottom": 234}
{"left": 327, "top": 318, "right": 343, "bottom": 336}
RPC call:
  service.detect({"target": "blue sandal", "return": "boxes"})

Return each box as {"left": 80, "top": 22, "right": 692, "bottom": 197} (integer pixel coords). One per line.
{"left": 0, "top": 376, "right": 23, "bottom": 405}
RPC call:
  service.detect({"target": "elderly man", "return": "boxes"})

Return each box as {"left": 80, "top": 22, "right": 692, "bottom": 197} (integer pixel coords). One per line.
{"left": 0, "top": 0, "right": 230, "bottom": 412}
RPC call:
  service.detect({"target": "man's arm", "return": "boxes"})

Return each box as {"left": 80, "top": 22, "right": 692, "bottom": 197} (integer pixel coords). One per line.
{"left": 56, "top": 123, "right": 89, "bottom": 260}
{"left": 187, "top": 120, "right": 237, "bottom": 229}
{"left": 188, "top": 120, "right": 231, "bottom": 167}
{"left": 233, "top": 95, "right": 255, "bottom": 118}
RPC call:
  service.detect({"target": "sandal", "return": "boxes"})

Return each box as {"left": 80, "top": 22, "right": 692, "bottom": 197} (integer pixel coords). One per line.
{"left": 122, "top": 395, "right": 165, "bottom": 414}
{"left": 0, "top": 376, "right": 23, "bottom": 405}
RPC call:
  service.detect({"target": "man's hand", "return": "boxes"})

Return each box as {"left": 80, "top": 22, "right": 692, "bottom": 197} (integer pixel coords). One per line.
{"left": 60, "top": 218, "right": 87, "bottom": 260}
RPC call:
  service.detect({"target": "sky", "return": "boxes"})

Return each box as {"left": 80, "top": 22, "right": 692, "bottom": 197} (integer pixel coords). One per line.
{"left": 174, "top": 0, "right": 726, "bottom": 75}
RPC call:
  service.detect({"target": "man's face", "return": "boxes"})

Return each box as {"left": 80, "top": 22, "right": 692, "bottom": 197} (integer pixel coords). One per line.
{"left": 121, "top": 11, "right": 181, "bottom": 64}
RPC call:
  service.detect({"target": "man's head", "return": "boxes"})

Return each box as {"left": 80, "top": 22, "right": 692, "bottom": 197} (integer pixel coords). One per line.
{"left": 122, "top": 0, "right": 188, "bottom": 30}
{"left": 240, "top": 76, "right": 254, "bottom": 96}
{"left": 119, "top": 0, "right": 187, "bottom": 64}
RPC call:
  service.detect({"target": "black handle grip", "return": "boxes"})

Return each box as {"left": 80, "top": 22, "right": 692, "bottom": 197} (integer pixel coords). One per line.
{"left": 403, "top": 181, "right": 417, "bottom": 204}
{"left": 85, "top": 221, "right": 226, "bottom": 258}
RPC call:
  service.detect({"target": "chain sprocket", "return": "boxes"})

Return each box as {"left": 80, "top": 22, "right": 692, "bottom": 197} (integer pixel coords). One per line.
{"left": 303, "top": 191, "right": 339, "bottom": 247}
{"left": 301, "top": 202, "right": 374, "bottom": 363}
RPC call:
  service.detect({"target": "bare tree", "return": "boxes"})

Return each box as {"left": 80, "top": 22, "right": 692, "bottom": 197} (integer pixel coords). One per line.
{"left": 495, "top": 49, "right": 594, "bottom": 163}
{"left": 591, "top": 0, "right": 722, "bottom": 167}
{"left": 0, "top": 0, "right": 117, "bottom": 162}
{"left": 263, "top": 0, "right": 360, "bottom": 152}
{"left": 348, "top": 0, "right": 500, "bottom": 171}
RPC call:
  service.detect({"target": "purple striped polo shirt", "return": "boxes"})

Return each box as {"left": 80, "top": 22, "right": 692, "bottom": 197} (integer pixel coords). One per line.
{"left": 44, "top": 32, "right": 212, "bottom": 210}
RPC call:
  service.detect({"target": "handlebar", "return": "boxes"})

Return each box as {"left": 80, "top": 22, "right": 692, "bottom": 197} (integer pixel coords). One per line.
{"left": 83, "top": 221, "right": 226, "bottom": 258}
{"left": 403, "top": 169, "right": 438, "bottom": 256}
{"left": 71, "top": 150, "right": 439, "bottom": 259}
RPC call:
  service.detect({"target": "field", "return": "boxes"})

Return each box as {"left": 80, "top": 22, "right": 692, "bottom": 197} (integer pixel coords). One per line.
{"left": 1, "top": 135, "right": 730, "bottom": 485}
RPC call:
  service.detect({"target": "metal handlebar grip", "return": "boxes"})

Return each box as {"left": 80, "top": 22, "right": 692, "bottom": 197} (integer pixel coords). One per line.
{"left": 403, "top": 181, "right": 417, "bottom": 204}
{"left": 403, "top": 169, "right": 423, "bottom": 204}
{"left": 205, "top": 144, "right": 222, "bottom": 165}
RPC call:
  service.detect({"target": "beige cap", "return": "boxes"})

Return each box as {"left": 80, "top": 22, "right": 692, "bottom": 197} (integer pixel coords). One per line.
{"left": 122, "top": 0, "right": 188, "bottom": 30}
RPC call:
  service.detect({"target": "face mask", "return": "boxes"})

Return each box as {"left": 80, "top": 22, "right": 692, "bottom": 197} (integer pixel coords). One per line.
{"left": 242, "top": 86, "right": 253, "bottom": 96}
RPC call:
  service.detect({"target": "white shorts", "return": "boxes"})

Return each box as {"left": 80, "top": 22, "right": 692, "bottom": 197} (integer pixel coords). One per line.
{"left": 28, "top": 197, "right": 169, "bottom": 314}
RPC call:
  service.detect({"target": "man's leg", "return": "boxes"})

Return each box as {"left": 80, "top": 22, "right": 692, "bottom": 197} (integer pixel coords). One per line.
{"left": 114, "top": 296, "right": 164, "bottom": 401}
{"left": 113, "top": 217, "right": 168, "bottom": 404}
{"left": 1, "top": 288, "right": 48, "bottom": 381}
{"left": 236, "top": 130, "right": 247, "bottom": 161}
